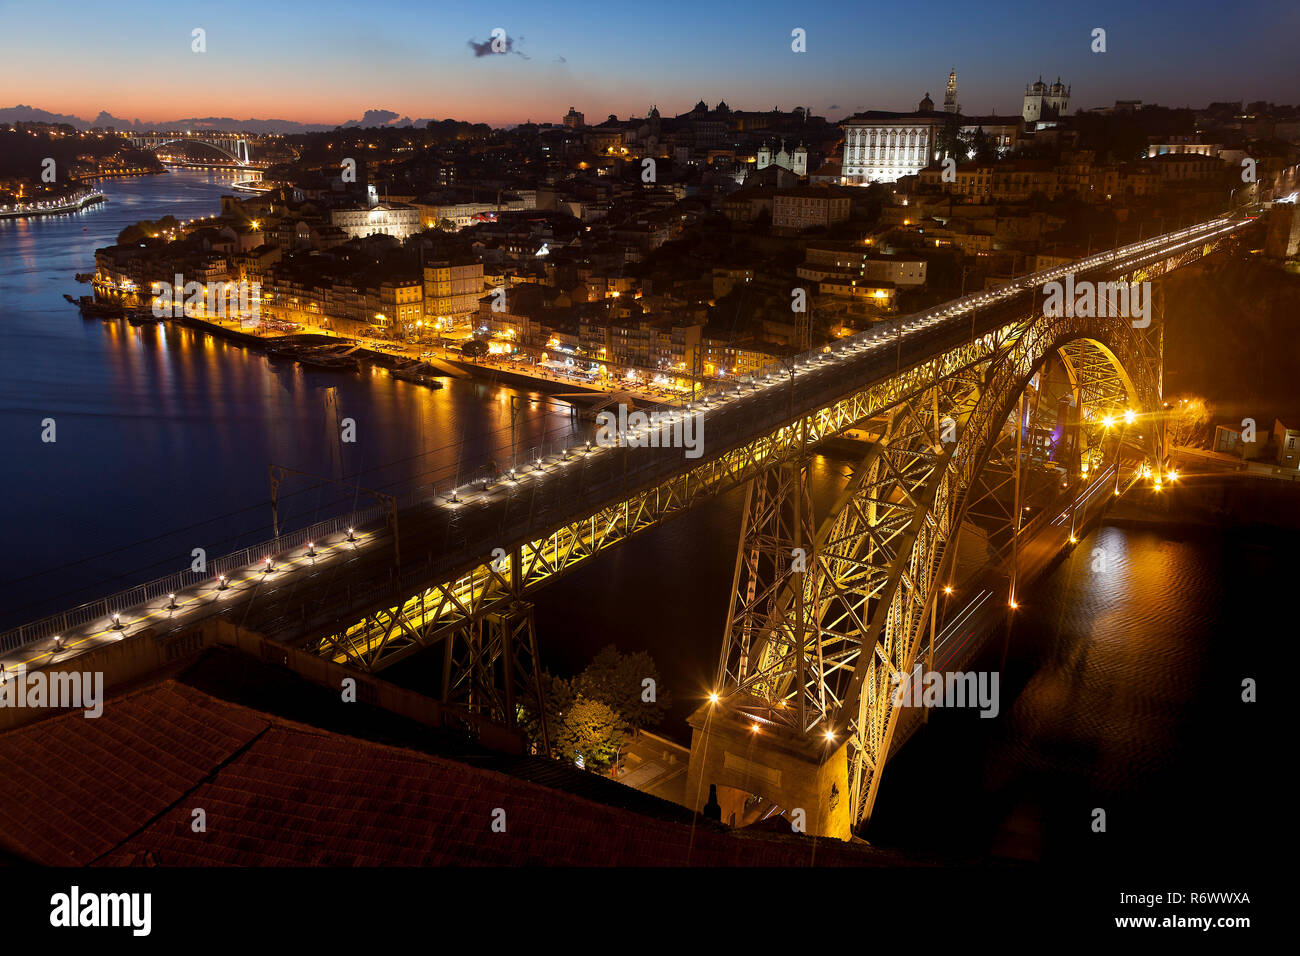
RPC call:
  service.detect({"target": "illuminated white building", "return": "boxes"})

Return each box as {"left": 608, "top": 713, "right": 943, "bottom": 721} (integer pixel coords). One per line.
{"left": 841, "top": 87, "right": 1022, "bottom": 185}
{"left": 840, "top": 96, "right": 943, "bottom": 185}
{"left": 330, "top": 201, "right": 420, "bottom": 240}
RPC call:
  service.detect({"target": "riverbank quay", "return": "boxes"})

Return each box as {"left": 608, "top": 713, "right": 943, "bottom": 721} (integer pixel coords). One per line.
{"left": 0, "top": 190, "right": 104, "bottom": 219}
{"left": 441, "top": 357, "right": 680, "bottom": 403}
{"left": 1105, "top": 466, "right": 1300, "bottom": 530}
{"left": 171, "top": 312, "right": 470, "bottom": 376}
{"left": 159, "top": 309, "right": 679, "bottom": 402}
{"left": 72, "top": 168, "right": 166, "bottom": 184}
{"left": 445, "top": 355, "right": 689, "bottom": 406}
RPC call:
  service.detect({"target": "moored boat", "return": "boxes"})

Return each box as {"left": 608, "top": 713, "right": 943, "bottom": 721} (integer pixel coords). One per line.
{"left": 391, "top": 363, "right": 445, "bottom": 389}
{"left": 77, "top": 295, "right": 122, "bottom": 319}
{"left": 126, "top": 307, "right": 160, "bottom": 326}
{"left": 297, "top": 351, "right": 359, "bottom": 372}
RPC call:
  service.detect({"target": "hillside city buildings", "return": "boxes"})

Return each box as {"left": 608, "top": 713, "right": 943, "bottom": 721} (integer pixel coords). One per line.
{"left": 70, "top": 73, "right": 1300, "bottom": 390}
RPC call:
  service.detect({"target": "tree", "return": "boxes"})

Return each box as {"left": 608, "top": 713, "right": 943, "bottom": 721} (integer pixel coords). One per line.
{"left": 935, "top": 113, "right": 963, "bottom": 162}
{"left": 1166, "top": 396, "right": 1213, "bottom": 449}
{"left": 573, "top": 644, "right": 671, "bottom": 732}
{"left": 117, "top": 223, "right": 149, "bottom": 244}
{"left": 462, "top": 338, "right": 489, "bottom": 360}
{"left": 553, "top": 696, "right": 627, "bottom": 770}
{"left": 521, "top": 670, "right": 572, "bottom": 754}
{"left": 961, "top": 126, "right": 997, "bottom": 164}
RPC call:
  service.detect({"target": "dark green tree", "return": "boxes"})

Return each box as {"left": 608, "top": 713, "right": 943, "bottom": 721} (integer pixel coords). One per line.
{"left": 117, "top": 223, "right": 149, "bottom": 244}
{"left": 521, "top": 670, "right": 573, "bottom": 754}
{"left": 573, "top": 644, "right": 671, "bottom": 731}
{"left": 934, "top": 113, "right": 963, "bottom": 162}
{"left": 961, "top": 126, "right": 997, "bottom": 164}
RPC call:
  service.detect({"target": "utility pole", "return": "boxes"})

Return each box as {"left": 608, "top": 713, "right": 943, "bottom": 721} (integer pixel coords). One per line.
{"left": 1009, "top": 390, "right": 1025, "bottom": 609}
{"left": 509, "top": 395, "right": 521, "bottom": 472}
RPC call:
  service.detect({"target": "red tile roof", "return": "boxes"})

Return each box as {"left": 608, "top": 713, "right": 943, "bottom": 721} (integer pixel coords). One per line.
{"left": 0, "top": 679, "right": 913, "bottom": 866}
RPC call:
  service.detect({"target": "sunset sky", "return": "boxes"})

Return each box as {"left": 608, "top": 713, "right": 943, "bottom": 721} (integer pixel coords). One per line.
{"left": 2, "top": 0, "right": 1295, "bottom": 126}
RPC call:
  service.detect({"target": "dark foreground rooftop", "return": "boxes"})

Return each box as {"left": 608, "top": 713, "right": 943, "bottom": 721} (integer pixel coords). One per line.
{"left": 0, "top": 649, "right": 935, "bottom": 866}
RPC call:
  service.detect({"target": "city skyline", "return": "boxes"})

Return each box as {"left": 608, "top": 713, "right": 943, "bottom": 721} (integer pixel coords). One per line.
{"left": 0, "top": 0, "right": 1289, "bottom": 914}
{"left": 2, "top": 0, "right": 1296, "bottom": 128}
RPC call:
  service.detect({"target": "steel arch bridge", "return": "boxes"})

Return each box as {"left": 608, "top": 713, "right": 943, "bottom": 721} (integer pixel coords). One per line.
{"left": 697, "top": 298, "right": 1163, "bottom": 836}
{"left": 0, "top": 212, "right": 1254, "bottom": 836}
{"left": 294, "top": 215, "right": 1246, "bottom": 834}
{"left": 129, "top": 132, "right": 252, "bottom": 165}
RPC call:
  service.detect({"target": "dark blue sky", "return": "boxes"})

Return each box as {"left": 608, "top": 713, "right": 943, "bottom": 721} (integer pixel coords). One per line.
{"left": 3, "top": 0, "right": 1295, "bottom": 125}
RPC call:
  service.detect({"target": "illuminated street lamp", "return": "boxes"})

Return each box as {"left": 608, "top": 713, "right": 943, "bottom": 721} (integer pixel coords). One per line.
{"left": 217, "top": 574, "right": 228, "bottom": 591}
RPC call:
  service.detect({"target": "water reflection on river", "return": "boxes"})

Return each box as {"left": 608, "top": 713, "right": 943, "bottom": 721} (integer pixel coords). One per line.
{"left": 0, "top": 170, "right": 577, "bottom": 621}
{"left": 2, "top": 170, "right": 1276, "bottom": 868}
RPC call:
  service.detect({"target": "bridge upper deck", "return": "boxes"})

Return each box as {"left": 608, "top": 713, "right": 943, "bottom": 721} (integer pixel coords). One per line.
{"left": 0, "top": 213, "right": 1255, "bottom": 669}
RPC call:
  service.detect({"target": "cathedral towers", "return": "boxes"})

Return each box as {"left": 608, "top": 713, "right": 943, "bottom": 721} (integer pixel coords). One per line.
{"left": 1022, "top": 76, "right": 1070, "bottom": 124}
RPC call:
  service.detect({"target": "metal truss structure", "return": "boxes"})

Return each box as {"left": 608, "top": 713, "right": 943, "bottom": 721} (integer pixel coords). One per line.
{"left": 303, "top": 229, "right": 1236, "bottom": 777}
{"left": 312, "top": 332, "right": 1008, "bottom": 671}
{"left": 715, "top": 294, "right": 1168, "bottom": 828}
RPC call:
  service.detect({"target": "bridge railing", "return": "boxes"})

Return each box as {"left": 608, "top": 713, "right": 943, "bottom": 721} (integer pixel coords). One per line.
{"left": 0, "top": 506, "right": 384, "bottom": 656}
{"left": 315, "top": 213, "right": 1253, "bottom": 515}
{"left": 726, "top": 213, "right": 1244, "bottom": 391}
{"left": 3, "top": 214, "right": 1253, "bottom": 657}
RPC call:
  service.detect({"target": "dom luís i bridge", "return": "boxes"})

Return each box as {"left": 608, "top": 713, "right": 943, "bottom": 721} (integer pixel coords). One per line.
{"left": 0, "top": 209, "right": 1259, "bottom": 839}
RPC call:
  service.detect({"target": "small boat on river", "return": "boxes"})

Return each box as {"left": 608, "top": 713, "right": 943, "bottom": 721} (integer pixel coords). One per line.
{"left": 391, "top": 362, "right": 445, "bottom": 389}
{"left": 77, "top": 295, "right": 122, "bottom": 319}
{"left": 297, "top": 350, "right": 359, "bottom": 372}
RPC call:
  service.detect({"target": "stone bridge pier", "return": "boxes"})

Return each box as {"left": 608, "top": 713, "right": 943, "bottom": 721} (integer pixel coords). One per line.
{"left": 684, "top": 699, "right": 852, "bottom": 840}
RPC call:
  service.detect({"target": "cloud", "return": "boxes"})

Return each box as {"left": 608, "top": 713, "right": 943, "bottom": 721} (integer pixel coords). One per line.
{"left": 468, "top": 33, "right": 529, "bottom": 59}
{"left": 554, "top": 55, "right": 567, "bottom": 64}
{"left": 827, "top": 104, "right": 840, "bottom": 111}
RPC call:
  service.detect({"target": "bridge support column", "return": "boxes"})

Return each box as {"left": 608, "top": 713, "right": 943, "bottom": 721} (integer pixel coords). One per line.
{"left": 685, "top": 700, "right": 851, "bottom": 840}
{"left": 442, "top": 601, "right": 547, "bottom": 749}
{"left": 715, "top": 456, "right": 819, "bottom": 727}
